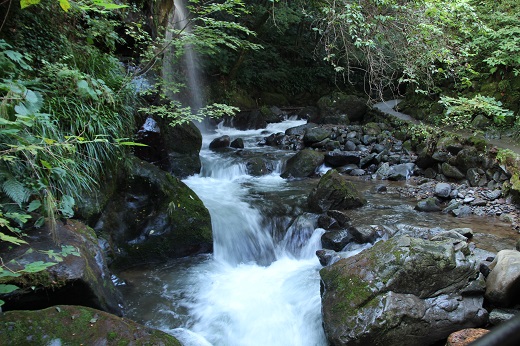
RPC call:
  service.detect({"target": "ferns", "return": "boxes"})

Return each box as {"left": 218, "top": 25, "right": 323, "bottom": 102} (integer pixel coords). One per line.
{"left": 1, "top": 178, "right": 30, "bottom": 207}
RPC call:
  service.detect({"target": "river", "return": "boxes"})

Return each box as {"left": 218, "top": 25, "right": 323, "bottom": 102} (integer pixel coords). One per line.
{"left": 117, "top": 118, "right": 515, "bottom": 346}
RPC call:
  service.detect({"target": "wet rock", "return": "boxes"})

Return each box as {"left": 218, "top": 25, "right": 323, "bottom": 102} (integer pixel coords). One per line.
{"left": 303, "top": 127, "right": 331, "bottom": 145}
{"left": 316, "top": 249, "right": 341, "bottom": 266}
{"left": 344, "top": 140, "right": 357, "bottom": 151}
{"left": 489, "top": 308, "right": 519, "bottom": 325}
{"left": 452, "top": 205, "right": 472, "bottom": 217}
{"left": 160, "top": 121, "right": 203, "bottom": 178}
{"left": 285, "top": 123, "right": 317, "bottom": 136}
{"left": 316, "top": 92, "right": 368, "bottom": 123}
{"left": 486, "top": 189, "right": 502, "bottom": 201}
{"left": 308, "top": 170, "right": 367, "bottom": 212}
{"left": 230, "top": 138, "right": 244, "bottom": 149}
{"left": 246, "top": 157, "right": 270, "bottom": 176}
{"left": 360, "top": 153, "right": 378, "bottom": 168}
{"left": 230, "top": 109, "right": 268, "bottom": 130}
{"left": 318, "top": 215, "right": 340, "bottom": 230}
{"left": 435, "top": 182, "right": 452, "bottom": 198}
{"left": 264, "top": 133, "right": 286, "bottom": 146}
{"left": 321, "top": 229, "right": 354, "bottom": 251}
{"left": 0, "top": 305, "right": 181, "bottom": 345}
{"left": 349, "top": 225, "right": 377, "bottom": 244}
{"left": 432, "top": 151, "right": 450, "bottom": 162}
{"left": 415, "top": 197, "right": 442, "bottom": 212}
{"left": 348, "top": 168, "right": 366, "bottom": 176}
{"left": 0, "top": 220, "right": 123, "bottom": 315}
{"left": 374, "top": 184, "right": 387, "bottom": 193}
{"left": 94, "top": 157, "right": 212, "bottom": 269}
{"left": 467, "top": 168, "right": 487, "bottom": 187}
{"left": 387, "top": 163, "right": 415, "bottom": 181}
{"left": 281, "top": 149, "right": 325, "bottom": 178}
{"left": 324, "top": 151, "right": 362, "bottom": 167}
{"left": 455, "top": 147, "right": 481, "bottom": 174}
{"left": 485, "top": 250, "right": 520, "bottom": 307}
{"left": 442, "top": 162, "right": 466, "bottom": 180}
{"left": 326, "top": 210, "right": 351, "bottom": 227}
{"left": 209, "top": 135, "right": 231, "bottom": 149}
{"left": 320, "top": 236, "right": 488, "bottom": 346}
{"left": 446, "top": 328, "right": 489, "bottom": 346}
{"left": 450, "top": 228, "right": 474, "bottom": 238}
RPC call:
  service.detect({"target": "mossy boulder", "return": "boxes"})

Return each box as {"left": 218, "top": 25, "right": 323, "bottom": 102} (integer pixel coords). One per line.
{"left": 0, "top": 305, "right": 181, "bottom": 345}
{"left": 315, "top": 92, "right": 368, "bottom": 124}
{"left": 95, "top": 157, "right": 212, "bottom": 269}
{"left": 320, "top": 236, "right": 488, "bottom": 346}
{"left": 303, "top": 127, "right": 332, "bottom": 145}
{"left": 281, "top": 149, "right": 325, "bottom": 178}
{"left": 307, "top": 170, "right": 366, "bottom": 212}
{"left": 0, "top": 220, "right": 123, "bottom": 315}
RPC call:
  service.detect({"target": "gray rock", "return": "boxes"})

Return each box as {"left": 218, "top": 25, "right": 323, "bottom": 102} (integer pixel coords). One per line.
{"left": 485, "top": 250, "right": 520, "bottom": 307}
{"left": 316, "top": 249, "right": 341, "bottom": 266}
{"left": 320, "top": 236, "right": 488, "bottom": 346}
{"left": 281, "top": 149, "right": 325, "bottom": 178}
{"left": 415, "top": 197, "right": 442, "bottom": 212}
{"left": 486, "top": 190, "right": 502, "bottom": 201}
{"left": 441, "top": 162, "right": 466, "bottom": 179}
{"left": 230, "top": 138, "right": 244, "bottom": 149}
{"left": 467, "top": 168, "right": 487, "bottom": 187}
{"left": 387, "top": 163, "right": 415, "bottom": 181}
{"left": 321, "top": 229, "right": 353, "bottom": 251}
{"left": 435, "top": 183, "right": 452, "bottom": 198}
{"left": 489, "top": 308, "right": 519, "bottom": 326}
{"left": 349, "top": 225, "right": 377, "bottom": 244}
{"left": 450, "top": 228, "right": 474, "bottom": 238}
{"left": 324, "top": 151, "right": 362, "bottom": 167}
{"left": 285, "top": 123, "right": 317, "bottom": 136}
{"left": 349, "top": 168, "right": 366, "bottom": 176}
{"left": 303, "top": 127, "right": 331, "bottom": 145}
{"left": 452, "top": 205, "right": 472, "bottom": 217}
{"left": 343, "top": 140, "right": 357, "bottom": 151}
{"left": 308, "top": 170, "right": 366, "bottom": 212}
{"left": 209, "top": 135, "right": 231, "bottom": 149}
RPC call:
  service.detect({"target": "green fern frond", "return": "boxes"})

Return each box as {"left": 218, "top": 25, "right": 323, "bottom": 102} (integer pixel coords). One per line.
{"left": 2, "top": 179, "right": 31, "bottom": 207}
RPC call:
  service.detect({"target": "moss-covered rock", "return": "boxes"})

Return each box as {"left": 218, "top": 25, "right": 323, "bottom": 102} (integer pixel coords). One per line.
{"left": 95, "top": 157, "right": 212, "bottom": 269}
{"left": 281, "top": 149, "right": 325, "bottom": 178}
{"left": 307, "top": 170, "right": 366, "bottom": 212}
{"left": 315, "top": 92, "right": 368, "bottom": 124}
{"left": 0, "top": 220, "right": 123, "bottom": 315}
{"left": 160, "top": 121, "right": 203, "bottom": 178}
{"left": 320, "top": 236, "right": 488, "bottom": 346}
{"left": 0, "top": 305, "right": 181, "bottom": 345}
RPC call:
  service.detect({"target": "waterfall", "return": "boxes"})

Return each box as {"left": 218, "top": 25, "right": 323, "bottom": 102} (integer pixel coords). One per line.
{"left": 163, "top": 0, "right": 204, "bottom": 111}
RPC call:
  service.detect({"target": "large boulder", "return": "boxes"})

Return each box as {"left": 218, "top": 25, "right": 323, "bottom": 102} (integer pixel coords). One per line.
{"left": 303, "top": 127, "right": 332, "bottom": 145}
{"left": 95, "top": 157, "right": 212, "bottom": 269}
{"left": 324, "top": 151, "right": 362, "bottom": 167}
{"left": 316, "top": 92, "right": 368, "bottom": 124}
{"left": 308, "top": 170, "right": 366, "bottom": 212}
{"left": 0, "top": 220, "right": 123, "bottom": 315}
{"left": 320, "top": 236, "right": 488, "bottom": 346}
{"left": 134, "top": 117, "right": 202, "bottom": 179}
{"left": 0, "top": 305, "right": 181, "bottom": 345}
{"left": 281, "top": 149, "right": 325, "bottom": 178}
{"left": 485, "top": 250, "right": 520, "bottom": 307}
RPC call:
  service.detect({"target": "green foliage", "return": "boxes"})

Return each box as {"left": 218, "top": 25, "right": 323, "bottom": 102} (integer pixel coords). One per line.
{"left": 141, "top": 101, "right": 239, "bottom": 127}
{"left": 439, "top": 94, "right": 515, "bottom": 129}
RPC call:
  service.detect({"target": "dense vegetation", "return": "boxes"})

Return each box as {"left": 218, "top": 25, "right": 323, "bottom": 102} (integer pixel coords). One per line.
{"left": 1, "top": 0, "right": 519, "bottom": 306}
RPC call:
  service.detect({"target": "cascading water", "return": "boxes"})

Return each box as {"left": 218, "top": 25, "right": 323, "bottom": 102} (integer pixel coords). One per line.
{"left": 118, "top": 119, "right": 330, "bottom": 345}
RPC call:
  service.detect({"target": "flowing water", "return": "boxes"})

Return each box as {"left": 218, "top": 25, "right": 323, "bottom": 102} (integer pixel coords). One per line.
{"left": 117, "top": 118, "right": 516, "bottom": 345}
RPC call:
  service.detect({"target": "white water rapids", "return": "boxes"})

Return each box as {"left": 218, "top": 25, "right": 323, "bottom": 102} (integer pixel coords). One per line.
{"left": 119, "top": 119, "right": 329, "bottom": 346}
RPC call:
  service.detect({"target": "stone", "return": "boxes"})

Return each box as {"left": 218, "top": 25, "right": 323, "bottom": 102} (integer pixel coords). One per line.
{"left": 387, "top": 163, "right": 415, "bottom": 181}
{"left": 363, "top": 122, "right": 382, "bottom": 135}
{"left": 281, "top": 149, "right": 325, "bottom": 178}
{"left": 467, "top": 168, "right": 487, "bottom": 187}
{"left": 303, "top": 127, "right": 331, "bottom": 145}
{"left": 486, "top": 190, "right": 502, "bottom": 201}
{"left": 285, "top": 123, "right": 317, "bottom": 136}
{"left": 94, "top": 157, "right": 212, "bottom": 269}
{"left": 320, "top": 236, "right": 488, "bottom": 346}
{"left": 455, "top": 147, "right": 481, "bottom": 174}
{"left": 316, "top": 249, "right": 341, "bottom": 266}
{"left": 442, "top": 162, "right": 466, "bottom": 179}
{"left": 209, "top": 135, "right": 231, "bottom": 149}
{"left": 316, "top": 92, "right": 368, "bottom": 123}
{"left": 349, "top": 169, "right": 366, "bottom": 176}
{"left": 229, "top": 109, "right": 268, "bottom": 130}
{"left": 450, "top": 228, "right": 474, "bottom": 238}
{"left": 489, "top": 308, "right": 519, "bottom": 325}
{"left": 230, "top": 138, "right": 245, "bottom": 149}
{"left": 321, "top": 229, "right": 353, "bottom": 251}
{"left": 308, "top": 170, "right": 367, "bottom": 212}
{"left": 246, "top": 157, "right": 270, "bottom": 176}
{"left": 435, "top": 182, "right": 452, "bottom": 198}
{"left": 324, "top": 151, "right": 362, "bottom": 167}
{"left": 485, "top": 250, "right": 520, "bottom": 307}
{"left": 0, "top": 221, "right": 123, "bottom": 315}
{"left": 452, "top": 206, "right": 472, "bottom": 217}
{"left": 349, "top": 225, "right": 377, "bottom": 244}
{"left": 326, "top": 210, "right": 351, "bottom": 227}
{"left": 0, "top": 305, "right": 181, "bottom": 345}
{"left": 446, "top": 328, "right": 490, "bottom": 346}
{"left": 415, "top": 197, "right": 442, "bottom": 212}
